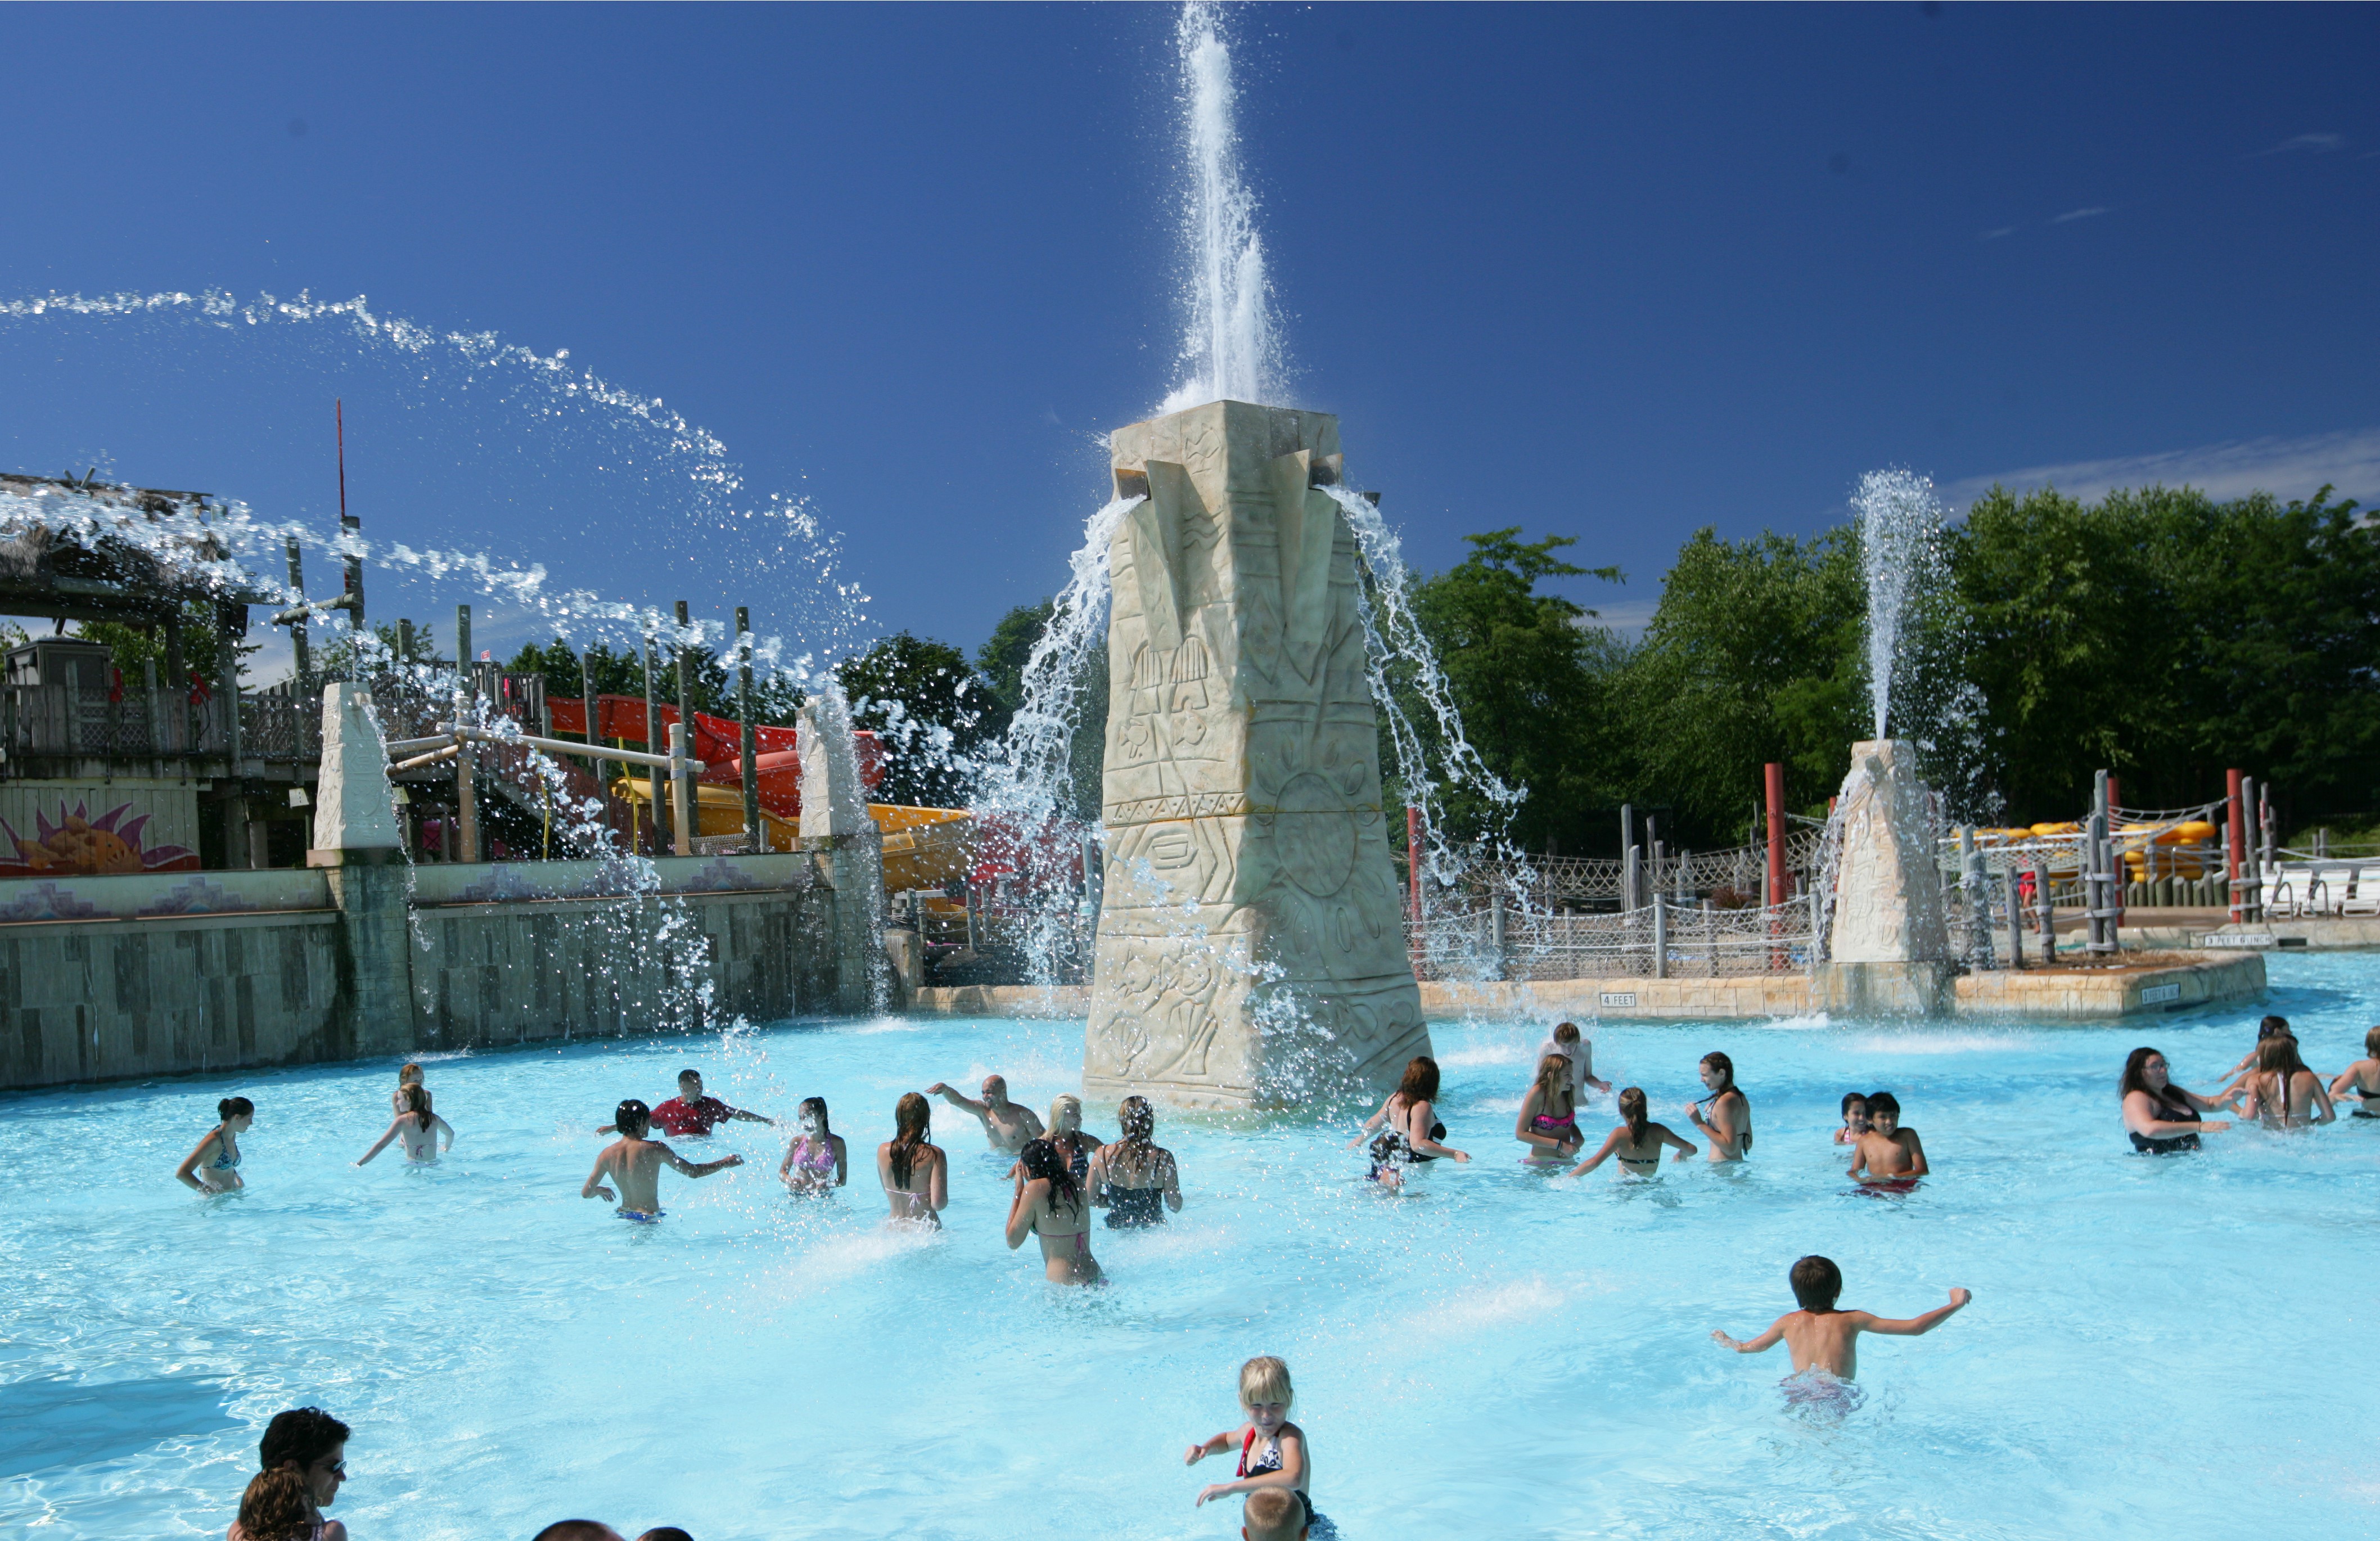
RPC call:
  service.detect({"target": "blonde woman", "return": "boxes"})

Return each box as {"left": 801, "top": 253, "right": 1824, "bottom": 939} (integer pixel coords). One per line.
{"left": 1514, "top": 1053, "right": 1583, "bottom": 1162}
{"left": 1044, "top": 1094, "right": 1102, "bottom": 1185}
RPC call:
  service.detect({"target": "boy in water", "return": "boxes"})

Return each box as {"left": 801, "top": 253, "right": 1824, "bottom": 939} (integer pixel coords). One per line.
{"left": 1846, "top": 1091, "right": 1928, "bottom": 1187}
{"left": 1535, "top": 1021, "right": 1612, "bottom": 1098}
{"left": 1241, "top": 1488, "right": 1308, "bottom": 1541}
{"left": 1711, "top": 1255, "right": 1969, "bottom": 1385}
{"left": 580, "top": 1100, "right": 744, "bottom": 1220}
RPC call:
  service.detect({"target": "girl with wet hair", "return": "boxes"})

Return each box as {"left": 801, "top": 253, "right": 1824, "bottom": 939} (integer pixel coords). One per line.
{"left": 780, "top": 1096, "right": 849, "bottom": 1193}
{"left": 1568, "top": 1087, "right": 1698, "bottom": 1177}
{"left": 229, "top": 1467, "right": 329, "bottom": 1541}
{"left": 877, "top": 1091, "right": 948, "bottom": 1225}
{"left": 1006, "top": 1137, "right": 1101, "bottom": 1283}
{"left": 1514, "top": 1053, "right": 1584, "bottom": 1162}
{"left": 176, "top": 1096, "right": 254, "bottom": 1193}
{"left": 1352, "top": 1055, "right": 1469, "bottom": 1183}
{"left": 2240, "top": 1037, "right": 2334, "bottom": 1129}
{"left": 1044, "top": 1093, "right": 1101, "bottom": 1184}
{"left": 356, "top": 1083, "right": 456, "bottom": 1166}
{"left": 391, "top": 1063, "right": 430, "bottom": 1118}
{"left": 1089, "top": 1094, "right": 1182, "bottom": 1227}
{"left": 1683, "top": 1051, "right": 1753, "bottom": 1161}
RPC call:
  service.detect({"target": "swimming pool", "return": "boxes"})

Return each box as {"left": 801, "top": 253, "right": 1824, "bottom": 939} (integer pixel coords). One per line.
{"left": 4, "top": 953, "right": 2375, "bottom": 1539}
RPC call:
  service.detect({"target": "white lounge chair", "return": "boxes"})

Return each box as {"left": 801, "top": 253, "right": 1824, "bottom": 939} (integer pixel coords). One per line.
{"left": 2345, "top": 867, "right": 2380, "bottom": 918}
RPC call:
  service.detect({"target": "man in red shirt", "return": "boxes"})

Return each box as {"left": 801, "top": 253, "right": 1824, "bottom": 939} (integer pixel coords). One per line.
{"left": 598, "top": 1069, "right": 774, "bottom": 1137}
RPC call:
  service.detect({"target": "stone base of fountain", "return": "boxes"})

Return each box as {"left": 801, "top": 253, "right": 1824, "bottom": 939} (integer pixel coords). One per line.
{"left": 1816, "top": 737, "right": 1955, "bottom": 1018}
{"left": 1812, "top": 958, "right": 1960, "bottom": 1017}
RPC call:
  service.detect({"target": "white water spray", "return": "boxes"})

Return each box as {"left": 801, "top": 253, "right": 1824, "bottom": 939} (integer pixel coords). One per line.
{"left": 1159, "top": 2, "right": 1284, "bottom": 413}
{"left": 1852, "top": 467, "right": 1948, "bottom": 741}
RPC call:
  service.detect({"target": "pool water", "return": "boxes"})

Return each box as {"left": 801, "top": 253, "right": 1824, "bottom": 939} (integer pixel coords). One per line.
{"left": 4, "top": 954, "right": 2377, "bottom": 1540}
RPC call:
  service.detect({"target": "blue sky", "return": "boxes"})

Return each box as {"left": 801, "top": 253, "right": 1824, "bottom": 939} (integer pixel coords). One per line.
{"left": 0, "top": 2, "right": 2372, "bottom": 673}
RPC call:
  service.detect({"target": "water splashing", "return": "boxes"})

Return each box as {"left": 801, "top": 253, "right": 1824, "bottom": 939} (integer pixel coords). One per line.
{"left": 1158, "top": 2, "right": 1283, "bottom": 413}
{"left": 1852, "top": 467, "right": 1948, "bottom": 740}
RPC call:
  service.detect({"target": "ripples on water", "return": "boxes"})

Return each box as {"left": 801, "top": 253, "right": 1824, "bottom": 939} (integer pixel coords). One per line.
{"left": 3, "top": 955, "right": 2377, "bottom": 1539}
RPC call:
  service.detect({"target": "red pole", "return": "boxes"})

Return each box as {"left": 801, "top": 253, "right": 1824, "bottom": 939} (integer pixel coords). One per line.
{"left": 1764, "top": 763, "right": 1787, "bottom": 906}
{"left": 1405, "top": 805, "right": 1423, "bottom": 927}
{"left": 2226, "top": 768, "right": 2245, "bottom": 922}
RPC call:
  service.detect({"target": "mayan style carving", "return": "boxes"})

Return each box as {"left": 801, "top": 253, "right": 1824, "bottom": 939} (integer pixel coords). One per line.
{"left": 1085, "top": 400, "right": 1430, "bottom": 1108}
{"left": 1819, "top": 738, "right": 1955, "bottom": 1015}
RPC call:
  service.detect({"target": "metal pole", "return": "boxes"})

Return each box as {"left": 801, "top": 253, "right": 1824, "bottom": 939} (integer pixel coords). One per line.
{"left": 1764, "top": 763, "right": 1786, "bottom": 907}
{"left": 340, "top": 513, "right": 364, "bottom": 638}
{"left": 2241, "top": 775, "right": 2261, "bottom": 923}
{"left": 2034, "top": 860, "right": 2053, "bottom": 947}
{"left": 643, "top": 635, "right": 665, "bottom": 854}
{"left": 455, "top": 606, "right": 473, "bottom": 692}
{"left": 218, "top": 602, "right": 249, "bottom": 868}
{"left": 454, "top": 691, "right": 480, "bottom": 863}
{"left": 1625, "top": 843, "right": 1642, "bottom": 914}
{"left": 668, "top": 722, "right": 695, "bottom": 856}
{"left": 2004, "top": 864, "right": 2025, "bottom": 969}
{"left": 1619, "top": 803, "right": 1633, "bottom": 905}
{"left": 1651, "top": 890, "right": 1669, "bottom": 980}
{"left": 581, "top": 646, "right": 603, "bottom": 846}
{"left": 1490, "top": 890, "right": 1508, "bottom": 982}
{"left": 285, "top": 537, "right": 311, "bottom": 689}
{"left": 2107, "top": 773, "right": 2126, "bottom": 932}
{"left": 736, "top": 607, "right": 760, "bottom": 852}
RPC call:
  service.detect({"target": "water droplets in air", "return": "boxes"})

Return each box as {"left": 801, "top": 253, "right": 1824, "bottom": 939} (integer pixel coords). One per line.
{"left": 1159, "top": 2, "right": 1285, "bottom": 413}
{"left": 1852, "top": 467, "right": 1948, "bottom": 741}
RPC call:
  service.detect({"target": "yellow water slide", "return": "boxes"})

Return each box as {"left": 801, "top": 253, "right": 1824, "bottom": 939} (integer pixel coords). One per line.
{"left": 608, "top": 779, "right": 973, "bottom": 892}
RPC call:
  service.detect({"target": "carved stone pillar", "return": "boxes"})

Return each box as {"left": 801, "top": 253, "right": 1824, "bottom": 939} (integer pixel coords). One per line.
{"left": 1815, "top": 737, "right": 1957, "bottom": 1015}
{"left": 1085, "top": 400, "right": 1430, "bottom": 1109}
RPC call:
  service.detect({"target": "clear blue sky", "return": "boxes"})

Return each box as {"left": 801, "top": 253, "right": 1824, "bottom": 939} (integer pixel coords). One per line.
{"left": 0, "top": 2, "right": 2372, "bottom": 673}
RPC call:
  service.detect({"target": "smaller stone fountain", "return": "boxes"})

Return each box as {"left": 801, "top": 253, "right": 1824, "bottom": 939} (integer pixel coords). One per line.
{"left": 1815, "top": 738, "right": 1955, "bottom": 1016}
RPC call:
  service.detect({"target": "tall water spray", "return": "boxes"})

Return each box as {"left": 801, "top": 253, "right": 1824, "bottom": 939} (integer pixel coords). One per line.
{"left": 1159, "top": 2, "right": 1283, "bottom": 413}
{"left": 1852, "top": 467, "right": 1948, "bottom": 741}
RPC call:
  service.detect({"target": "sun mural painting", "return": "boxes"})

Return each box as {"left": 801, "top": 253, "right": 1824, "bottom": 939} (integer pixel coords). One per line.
{"left": 0, "top": 800, "right": 200, "bottom": 876}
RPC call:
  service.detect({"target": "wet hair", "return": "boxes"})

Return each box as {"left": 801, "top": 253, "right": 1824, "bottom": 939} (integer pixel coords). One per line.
{"left": 615, "top": 1099, "right": 652, "bottom": 1137}
{"left": 218, "top": 1096, "right": 254, "bottom": 1123}
{"left": 1617, "top": 1087, "right": 1649, "bottom": 1147}
{"left": 1699, "top": 1051, "right": 1736, "bottom": 1093}
{"left": 1018, "top": 1138, "right": 1080, "bottom": 1213}
{"left": 1552, "top": 1021, "right": 1581, "bottom": 1044}
{"left": 889, "top": 1092, "right": 932, "bottom": 1190}
{"left": 398, "top": 1063, "right": 423, "bottom": 1085}
{"left": 2257, "top": 1015, "right": 2292, "bottom": 1040}
{"left": 1242, "top": 1488, "right": 1303, "bottom": 1539}
{"left": 1048, "top": 1093, "right": 1082, "bottom": 1135}
{"left": 1118, "top": 1094, "right": 1156, "bottom": 1148}
{"left": 678, "top": 1068, "right": 702, "bottom": 1085}
{"left": 404, "top": 1083, "right": 434, "bottom": 1132}
{"left": 532, "top": 1525, "right": 624, "bottom": 1541}
{"left": 2119, "top": 1047, "right": 2167, "bottom": 1100}
{"left": 1790, "top": 1254, "right": 1843, "bottom": 1310}
{"left": 1238, "top": 1354, "right": 1294, "bottom": 1409}
{"left": 797, "top": 1096, "right": 830, "bottom": 1137}
{"left": 2257, "top": 1037, "right": 2309, "bottom": 1120}
{"left": 1396, "top": 1056, "right": 1441, "bottom": 1106}
{"left": 1533, "top": 1055, "right": 1572, "bottom": 1119}
{"left": 635, "top": 1530, "right": 695, "bottom": 1541}
{"left": 236, "top": 1469, "right": 317, "bottom": 1541}
{"left": 258, "top": 1405, "right": 349, "bottom": 1473}
{"left": 1841, "top": 1092, "right": 1867, "bottom": 1116}
{"left": 2367, "top": 1025, "right": 2380, "bottom": 1058}
{"left": 1864, "top": 1091, "right": 1900, "bottom": 1119}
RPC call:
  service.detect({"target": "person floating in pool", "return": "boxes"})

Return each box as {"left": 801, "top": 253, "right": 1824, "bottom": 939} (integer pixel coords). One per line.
{"left": 177, "top": 1096, "right": 254, "bottom": 1194}
{"left": 1710, "top": 1254, "right": 1969, "bottom": 1394}
{"left": 1088, "top": 1094, "right": 1182, "bottom": 1227}
{"left": 1514, "top": 1053, "right": 1586, "bottom": 1164}
{"left": 599, "top": 1069, "right": 773, "bottom": 1137}
{"left": 2238, "top": 1038, "right": 2335, "bottom": 1129}
{"left": 1567, "top": 1087, "right": 1697, "bottom": 1177}
{"left": 2327, "top": 1026, "right": 2380, "bottom": 1118}
{"left": 1186, "top": 1355, "right": 1324, "bottom": 1531}
{"left": 925, "top": 1074, "right": 1044, "bottom": 1152}
{"left": 778, "top": 1096, "right": 848, "bottom": 1194}
{"left": 878, "top": 1091, "right": 949, "bottom": 1226}
{"left": 1846, "top": 1091, "right": 1928, "bottom": 1190}
{"left": 1536, "top": 1020, "right": 1611, "bottom": 1100}
{"left": 355, "top": 1085, "right": 455, "bottom": 1166}
{"left": 1833, "top": 1092, "right": 1869, "bottom": 1146}
{"left": 2119, "top": 1046, "right": 2235, "bottom": 1154}
{"left": 581, "top": 1098, "right": 744, "bottom": 1220}
{"left": 1683, "top": 1051, "right": 1752, "bottom": 1161}
{"left": 1005, "top": 1137, "right": 1102, "bottom": 1285}
{"left": 1353, "top": 1055, "right": 1469, "bottom": 1187}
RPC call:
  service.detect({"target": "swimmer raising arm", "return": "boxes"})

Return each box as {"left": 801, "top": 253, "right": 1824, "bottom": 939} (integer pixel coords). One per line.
{"left": 1712, "top": 1256, "right": 1969, "bottom": 1381}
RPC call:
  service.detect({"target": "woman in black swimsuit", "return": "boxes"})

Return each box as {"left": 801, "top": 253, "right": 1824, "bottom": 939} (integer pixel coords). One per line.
{"left": 1088, "top": 1095, "right": 1182, "bottom": 1227}
{"left": 1352, "top": 1056, "right": 1469, "bottom": 1184}
{"left": 2120, "top": 1046, "right": 2234, "bottom": 1154}
{"left": 2325, "top": 1025, "right": 2380, "bottom": 1118}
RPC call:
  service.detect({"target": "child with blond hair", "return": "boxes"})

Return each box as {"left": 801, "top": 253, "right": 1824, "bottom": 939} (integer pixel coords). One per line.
{"left": 1241, "top": 1486, "right": 1309, "bottom": 1541}
{"left": 1186, "top": 1355, "right": 1321, "bottom": 1529}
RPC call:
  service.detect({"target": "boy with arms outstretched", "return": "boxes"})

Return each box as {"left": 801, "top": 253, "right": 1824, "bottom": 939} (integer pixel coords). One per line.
{"left": 1712, "top": 1255, "right": 1969, "bottom": 1382}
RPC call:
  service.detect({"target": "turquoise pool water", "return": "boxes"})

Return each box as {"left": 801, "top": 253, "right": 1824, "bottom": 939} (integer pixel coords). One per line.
{"left": 5, "top": 954, "right": 2376, "bottom": 1539}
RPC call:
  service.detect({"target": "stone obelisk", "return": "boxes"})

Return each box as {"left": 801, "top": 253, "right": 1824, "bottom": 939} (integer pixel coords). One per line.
{"left": 1815, "top": 738, "right": 1956, "bottom": 1015}
{"left": 1084, "top": 400, "right": 1430, "bottom": 1109}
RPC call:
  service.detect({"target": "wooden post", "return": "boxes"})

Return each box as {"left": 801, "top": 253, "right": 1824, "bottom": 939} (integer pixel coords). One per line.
{"left": 581, "top": 647, "right": 603, "bottom": 846}
{"left": 1651, "top": 891, "right": 1669, "bottom": 979}
{"left": 668, "top": 721, "right": 695, "bottom": 856}
{"left": 2107, "top": 773, "right": 2126, "bottom": 930}
{"left": 673, "top": 600, "right": 697, "bottom": 852}
{"left": 643, "top": 636, "right": 665, "bottom": 854}
{"left": 219, "top": 602, "right": 249, "bottom": 868}
{"left": 736, "top": 607, "right": 761, "bottom": 852}
{"left": 2004, "top": 865, "right": 2025, "bottom": 968}
{"left": 455, "top": 606, "right": 473, "bottom": 688}
{"left": 285, "top": 536, "right": 312, "bottom": 688}
{"left": 454, "top": 692, "right": 480, "bottom": 864}
{"left": 1764, "top": 763, "right": 1786, "bottom": 906}
{"left": 1489, "top": 890, "right": 1507, "bottom": 982}
{"left": 2226, "top": 768, "right": 2245, "bottom": 923}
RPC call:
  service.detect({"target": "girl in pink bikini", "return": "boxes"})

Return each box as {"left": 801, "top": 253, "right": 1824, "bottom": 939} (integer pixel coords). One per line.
{"left": 1514, "top": 1053, "right": 1584, "bottom": 1163}
{"left": 779, "top": 1096, "right": 848, "bottom": 1194}
{"left": 1004, "top": 1138, "right": 1101, "bottom": 1284}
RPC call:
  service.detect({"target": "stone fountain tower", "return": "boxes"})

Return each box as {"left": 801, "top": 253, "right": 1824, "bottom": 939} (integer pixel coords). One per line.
{"left": 1084, "top": 400, "right": 1431, "bottom": 1109}
{"left": 1815, "top": 737, "right": 1956, "bottom": 1015}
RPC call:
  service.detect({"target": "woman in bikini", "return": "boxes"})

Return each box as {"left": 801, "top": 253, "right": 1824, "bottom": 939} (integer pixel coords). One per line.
{"left": 2219, "top": 1016, "right": 2307, "bottom": 1097}
{"left": 2326, "top": 1026, "right": 2380, "bottom": 1118}
{"left": 877, "top": 1091, "right": 948, "bottom": 1225}
{"left": 2118, "top": 1046, "right": 2234, "bottom": 1154}
{"left": 2239, "top": 1037, "right": 2335, "bottom": 1129}
{"left": 779, "top": 1096, "right": 849, "bottom": 1194}
{"left": 1043, "top": 1094, "right": 1102, "bottom": 1186}
{"left": 355, "top": 1084, "right": 455, "bottom": 1165}
{"left": 1351, "top": 1055, "right": 1470, "bottom": 1185}
{"left": 1005, "top": 1138, "right": 1101, "bottom": 1284}
{"left": 1568, "top": 1087, "right": 1698, "bottom": 1177}
{"left": 1514, "top": 1053, "right": 1584, "bottom": 1164}
{"left": 1088, "top": 1094, "right": 1182, "bottom": 1227}
{"left": 1683, "top": 1051, "right": 1752, "bottom": 1161}
{"left": 175, "top": 1096, "right": 254, "bottom": 1193}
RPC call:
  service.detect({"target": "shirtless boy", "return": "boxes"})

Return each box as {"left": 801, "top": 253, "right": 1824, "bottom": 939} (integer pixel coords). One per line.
{"left": 926, "top": 1075, "right": 1044, "bottom": 1152}
{"left": 1711, "top": 1255, "right": 1969, "bottom": 1382}
{"left": 1846, "top": 1091, "right": 1928, "bottom": 1187}
{"left": 580, "top": 1099, "right": 744, "bottom": 1220}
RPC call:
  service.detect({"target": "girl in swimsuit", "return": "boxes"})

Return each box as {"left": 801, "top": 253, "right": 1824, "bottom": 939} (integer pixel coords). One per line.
{"left": 779, "top": 1096, "right": 849, "bottom": 1194}
{"left": 1043, "top": 1094, "right": 1101, "bottom": 1186}
{"left": 228, "top": 1466, "right": 336, "bottom": 1541}
{"left": 356, "top": 1084, "right": 455, "bottom": 1165}
{"left": 2118, "top": 1046, "right": 2234, "bottom": 1154}
{"left": 1185, "top": 1355, "right": 1320, "bottom": 1527}
{"left": 1514, "top": 1053, "right": 1584, "bottom": 1163}
{"left": 1568, "top": 1087, "right": 1698, "bottom": 1177}
{"left": 876, "top": 1091, "right": 948, "bottom": 1226}
{"left": 1683, "top": 1051, "right": 1752, "bottom": 1161}
{"left": 1088, "top": 1094, "right": 1182, "bottom": 1227}
{"left": 390, "top": 1063, "right": 429, "bottom": 1119}
{"left": 1351, "top": 1055, "right": 1469, "bottom": 1186}
{"left": 2239, "top": 1037, "right": 2334, "bottom": 1129}
{"left": 2219, "top": 1015, "right": 2318, "bottom": 1099}
{"left": 1004, "top": 1138, "right": 1101, "bottom": 1284}
{"left": 176, "top": 1096, "right": 253, "bottom": 1193}
{"left": 2325, "top": 1026, "right": 2380, "bottom": 1118}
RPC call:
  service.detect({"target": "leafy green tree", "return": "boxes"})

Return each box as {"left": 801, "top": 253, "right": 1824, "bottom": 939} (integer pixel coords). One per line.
{"left": 837, "top": 630, "right": 985, "bottom": 806}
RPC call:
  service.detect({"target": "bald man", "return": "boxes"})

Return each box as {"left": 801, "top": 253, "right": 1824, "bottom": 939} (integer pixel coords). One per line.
{"left": 926, "top": 1075, "right": 1043, "bottom": 1152}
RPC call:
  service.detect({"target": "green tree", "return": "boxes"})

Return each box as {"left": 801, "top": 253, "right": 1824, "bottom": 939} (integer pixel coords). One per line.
{"left": 837, "top": 630, "right": 986, "bottom": 806}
